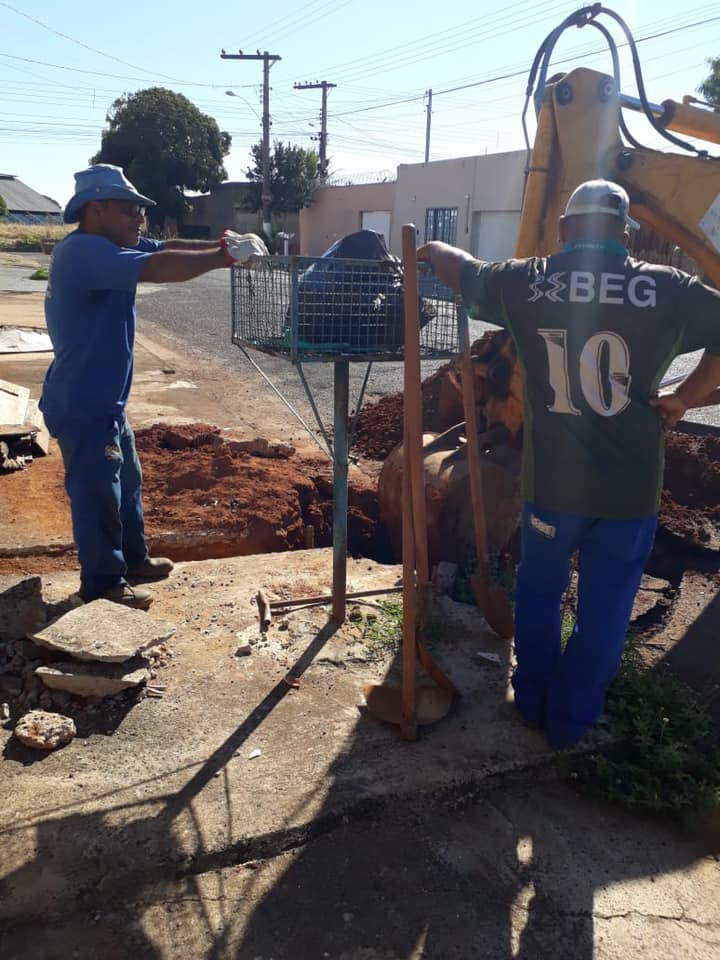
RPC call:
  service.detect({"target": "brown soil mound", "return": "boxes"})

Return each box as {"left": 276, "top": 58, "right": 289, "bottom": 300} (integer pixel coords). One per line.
{"left": 352, "top": 362, "right": 457, "bottom": 460}
{"left": 660, "top": 431, "right": 720, "bottom": 548}
{"left": 135, "top": 423, "right": 381, "bottom": 560}
{"left": 0, "top": 424, "right": 383, "bottom": 576}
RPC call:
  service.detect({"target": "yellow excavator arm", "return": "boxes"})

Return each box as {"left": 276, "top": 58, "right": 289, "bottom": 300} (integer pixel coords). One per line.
{"left": 516, "top": 65, "right": 720, "bottom": 291}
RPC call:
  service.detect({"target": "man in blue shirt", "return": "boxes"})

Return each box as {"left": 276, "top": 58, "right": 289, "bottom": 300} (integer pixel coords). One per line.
{"left": 41, "top": 164, "right": 266, "bottom": 609}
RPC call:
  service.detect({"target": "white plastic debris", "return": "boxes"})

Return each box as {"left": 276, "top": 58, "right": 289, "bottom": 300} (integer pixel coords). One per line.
{"left": 248, "top": 748, "right": 262, "bottom": 760}
{"left": 474, "top": 650, "right": 501, "bottom": 664}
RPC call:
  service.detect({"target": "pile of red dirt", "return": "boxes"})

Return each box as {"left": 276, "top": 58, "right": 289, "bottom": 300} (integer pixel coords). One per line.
{"left": 352, "top": 363, "right": 458, "bottom": 460}
{"left": 135, "top": 423, "right": 382, "bottom": 561}
{"left": 660, "top": 430, "right": 720, "bottom": 548}
{"left": 352, "top": 331, "right": 520, "bottom": 461}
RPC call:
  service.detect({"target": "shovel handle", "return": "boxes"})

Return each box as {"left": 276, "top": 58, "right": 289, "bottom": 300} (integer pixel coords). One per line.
{"left": 401, "top": 226, "right": 430, "bottom": 595}
{"left": 459, "top": 310, "right": 491, "bottom": 568}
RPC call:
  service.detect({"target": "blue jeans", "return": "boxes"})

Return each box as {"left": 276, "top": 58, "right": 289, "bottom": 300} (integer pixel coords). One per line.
{"left": 55, "top": 417, "right": 149, "bottom": 599}
{"left": 512, "top": 503, "right": 657, "bottom": 748}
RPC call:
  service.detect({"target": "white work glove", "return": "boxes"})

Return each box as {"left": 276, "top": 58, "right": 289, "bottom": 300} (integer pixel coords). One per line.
{"left": 221, "top": 230, "right": 269, "bottom": 266}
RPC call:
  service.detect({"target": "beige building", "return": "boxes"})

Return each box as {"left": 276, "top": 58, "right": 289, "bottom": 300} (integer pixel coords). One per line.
{"left": 299, "top": 150, "right": 527, "bottom": 260}
{"left": 299, "top": 182, "right": 396, "bottom": 256}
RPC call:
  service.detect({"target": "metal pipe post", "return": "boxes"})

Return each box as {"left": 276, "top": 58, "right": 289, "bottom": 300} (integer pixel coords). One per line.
{"left": 332, "top": 360, "right": 350, "bottom": 623}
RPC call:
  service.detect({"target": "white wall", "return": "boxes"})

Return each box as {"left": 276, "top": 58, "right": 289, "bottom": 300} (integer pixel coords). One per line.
{"left": 473, "top": 210, "right": 522, "bottom": 260}
{"left": 390, "top": 150, "right": 526, "bottom": 255}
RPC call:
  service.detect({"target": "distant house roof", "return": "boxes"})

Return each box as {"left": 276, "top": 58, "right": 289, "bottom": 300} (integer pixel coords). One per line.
{"left": 0, "top": 174, "right": 62, "bottom": 215}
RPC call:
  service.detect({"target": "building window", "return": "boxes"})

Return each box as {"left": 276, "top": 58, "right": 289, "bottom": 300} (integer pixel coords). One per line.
{"left": 424, "top": 207, "right": 458, "bottom": 245}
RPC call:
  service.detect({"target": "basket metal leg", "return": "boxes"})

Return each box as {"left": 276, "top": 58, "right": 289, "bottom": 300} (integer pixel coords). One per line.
{"left": 296, "top": 361, "right": 334, "bottom": 458}
{"left": 237, "top": 346, "right": 332, "bottom": 460}
{"left": 332, "top": 360, "right": 349, "bottom": 623}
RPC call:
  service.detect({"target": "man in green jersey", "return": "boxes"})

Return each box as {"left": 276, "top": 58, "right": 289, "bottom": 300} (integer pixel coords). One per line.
{"left": 419, "top": 180, "right": 720, "bottom": 747}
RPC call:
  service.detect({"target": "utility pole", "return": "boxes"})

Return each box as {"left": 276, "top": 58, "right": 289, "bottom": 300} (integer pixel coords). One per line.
{"left": 221, "top": 49, "right": 281, "bottom": 240}
{"left": 294, "top": 80, "right": 336, "bottom": 182}
{"left": 425, "top": 88, "right": 433, "bottom": 163}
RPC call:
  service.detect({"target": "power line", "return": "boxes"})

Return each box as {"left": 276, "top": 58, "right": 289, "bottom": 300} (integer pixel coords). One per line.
{"left": 0, "top": 51, "right": 248, "bottom": 88}
{"left": 294, "top": 13, "right": 720, "bottom": 123}
{"left": 0, "top": 1, "right": 197, "bottom": 85}
{"left": 241, "top": 0, "right": 331, "bottom": 46}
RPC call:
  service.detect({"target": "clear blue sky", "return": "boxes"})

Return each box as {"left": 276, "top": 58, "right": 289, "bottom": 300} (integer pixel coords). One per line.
{"left": 1, "top": 0, "right": 718, "bottom": 208}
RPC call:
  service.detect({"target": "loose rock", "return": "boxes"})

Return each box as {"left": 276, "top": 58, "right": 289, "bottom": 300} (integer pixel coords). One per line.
{"left": 0, "top": 575, "right": 46, "bottom": 642}
{"left": 35, "top": 660, "right": 150, "bottom": 698}
{"left": 14, "top": 710, "right": 76, "bottom": 750}
{"left": 31, "top": 600, "right": 175, "bottom": 663}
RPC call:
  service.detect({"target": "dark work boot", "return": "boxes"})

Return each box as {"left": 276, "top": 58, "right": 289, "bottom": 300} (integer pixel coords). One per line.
{"left": 96, "top": 583, "right": 153, "bottom": 610}
{"left": 126, "top": 557, "right": 174, "bottom": 580}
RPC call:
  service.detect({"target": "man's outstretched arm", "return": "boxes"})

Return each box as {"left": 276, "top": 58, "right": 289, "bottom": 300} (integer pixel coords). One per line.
{"left": 161, "top": 238, "right": 223, "bottom": 251}
{"left": 139, "top": 247, "right": 227, "bottom": 283}
{"left": 139, "top": 233, "right": 268, "bottom": 283}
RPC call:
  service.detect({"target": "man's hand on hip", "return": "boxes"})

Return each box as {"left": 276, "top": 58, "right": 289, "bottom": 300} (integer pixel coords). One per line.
{"left": 416, "top": 241, "right": 476, "bottom": 291}
{"left": 649, "top": 392, "right": 688, "bottom": 427}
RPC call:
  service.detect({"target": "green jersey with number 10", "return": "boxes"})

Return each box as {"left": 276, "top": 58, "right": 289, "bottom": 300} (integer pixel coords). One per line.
{"left": 460, "top": 240, "right": 720, "bottom": 519}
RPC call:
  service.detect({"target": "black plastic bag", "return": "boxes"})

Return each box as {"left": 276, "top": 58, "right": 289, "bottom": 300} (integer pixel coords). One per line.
{"left": 290, "top": 229, "right": 435, "bottom": 350}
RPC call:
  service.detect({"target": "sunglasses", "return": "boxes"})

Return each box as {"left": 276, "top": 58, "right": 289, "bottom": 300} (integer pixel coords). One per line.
{"left": 108, "top": 200, "right": 147, "bottom": 218}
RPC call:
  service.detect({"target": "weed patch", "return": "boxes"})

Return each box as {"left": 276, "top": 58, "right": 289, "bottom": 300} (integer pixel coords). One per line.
{"left": 362, "top": 598, "right": 402, "bottom": 660}
{"left": 569, "top": 638, "right": 720, "bottom": 816}
{"left": 29, "top": 268, "right": 48, "bottom": 280}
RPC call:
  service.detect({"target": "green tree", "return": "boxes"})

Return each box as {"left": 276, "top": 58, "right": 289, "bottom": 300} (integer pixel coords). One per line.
{"left": 0, "top": 193, "right": 7, "bottom": 219}
{"left": 244, "top": 140, "right": 320, "bottom": 214}
{"left": 92, "top": 87, "right": 231, "bottom": 227}
{"left": 698, "top": 56, "right": 720, "bottom": 105}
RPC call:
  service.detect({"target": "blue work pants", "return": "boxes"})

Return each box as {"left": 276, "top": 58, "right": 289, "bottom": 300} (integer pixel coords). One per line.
{"left": 55, "top": 417, "right": 149, "bottom": 599}
{"left": 512, "top": 503, "right": 657, "bottom": 748}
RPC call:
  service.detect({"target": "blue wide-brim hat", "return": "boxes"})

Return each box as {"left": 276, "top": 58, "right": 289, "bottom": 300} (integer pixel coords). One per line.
{"left": 64, "top": 164, "right": 156, "bottom": 224}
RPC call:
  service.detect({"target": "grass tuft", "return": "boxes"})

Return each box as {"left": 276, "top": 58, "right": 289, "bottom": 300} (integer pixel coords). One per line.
{"left": 569, "top": 637, "right": 720, "bottom": 816}
{"left": 362, "top": 598, "right": 403, "bottom": 660}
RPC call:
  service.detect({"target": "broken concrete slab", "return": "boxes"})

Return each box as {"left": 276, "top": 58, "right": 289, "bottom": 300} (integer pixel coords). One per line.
{"left": 0, "top": 327, "right": 52, "bottom": 354}
{"left": 14, "top": 709, "right": 75, "bottom": 750}
{"left": 0, "top": 377, "right": 30, "bottom": 429}
{"left": 0, "top": 575, "right": 46, "bottom": 642}
{"left": 35, "top": 659, "right": 150, "bottom": 698}
{"left": 31, "top": 599, "right": 175, "bottom": 662}
{"left": 24, "top": 399, "right": 49, "bottom": 456}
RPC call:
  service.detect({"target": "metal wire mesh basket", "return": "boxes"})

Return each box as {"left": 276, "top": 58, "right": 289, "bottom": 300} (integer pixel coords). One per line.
{"left": 231, "top": 255, "right": 460, "bottom": 362}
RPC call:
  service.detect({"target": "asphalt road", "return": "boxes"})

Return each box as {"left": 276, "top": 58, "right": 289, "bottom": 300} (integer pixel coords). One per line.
{"left": 136, "top": 270, "right": 718, "bottom": 434}
{"left": 135, "top": 270, "right": 448, "bottom": 443}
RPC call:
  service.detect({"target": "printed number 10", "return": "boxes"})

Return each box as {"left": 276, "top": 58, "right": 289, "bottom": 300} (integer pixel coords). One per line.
{"left": 538, "top": 328, "right": 632, "bottom": 417}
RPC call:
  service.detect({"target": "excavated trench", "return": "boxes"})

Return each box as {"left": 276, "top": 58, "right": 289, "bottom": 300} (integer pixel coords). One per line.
{"left": 135, "top": 423, "right": 391, "bottom": 564}
{"left": 132, "top": 414, "right": 719, "bottom": 587}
